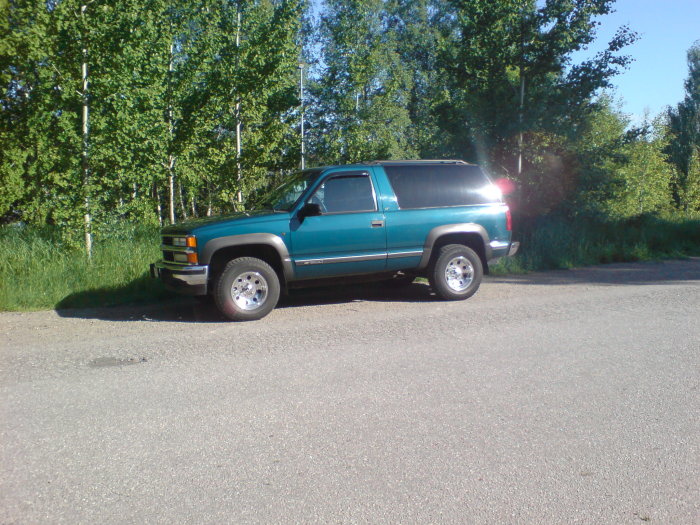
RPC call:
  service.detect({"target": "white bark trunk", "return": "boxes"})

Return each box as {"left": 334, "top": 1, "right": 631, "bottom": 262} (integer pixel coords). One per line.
{"left": 154, "top": 183, "right": 163, "bottom": 226}
{"left": 235, "top": 10, "right": 243, "bottom": 207}
{"left": 518, "top": 67, "right": 525, "bottom": 177}
{"left": 207, "top": 184, "right": 212, "bottom": 216}
{"left": 167, "top": 155, "right": 175, "bottom": 224}
{"left": 81, "top": 5, "right": 92, "bottom": 259}
{"left": 167, "top": 42, "right": 176, "bottom": 224}
{"left": 178, "top": 182, "right": 187, "bottom": 219}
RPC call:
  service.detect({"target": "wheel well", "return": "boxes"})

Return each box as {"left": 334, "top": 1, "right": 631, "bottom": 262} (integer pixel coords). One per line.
{"left": 208, "top": 244, "right": 286, "bottom": 287}
{"left": 432, "top": 233, "right": 489, "bottom": 274}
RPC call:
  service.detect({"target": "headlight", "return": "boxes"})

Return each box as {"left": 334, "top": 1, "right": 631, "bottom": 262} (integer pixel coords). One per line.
{"left": 171, "top": 236, "right": 197, "bottom": 247}
{"left": 173, "top": 252, "right": 198, "bottom": 264}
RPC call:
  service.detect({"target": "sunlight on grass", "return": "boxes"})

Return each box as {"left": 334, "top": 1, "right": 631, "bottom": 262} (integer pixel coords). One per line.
{"left": 1, "top": 213, "right": 699, "bottom": 311}
{"left": 0, "top": 224, "right": 166, "bottom": 311}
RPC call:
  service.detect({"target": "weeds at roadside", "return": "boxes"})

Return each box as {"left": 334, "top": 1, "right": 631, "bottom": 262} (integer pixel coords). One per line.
{"left": 0, "top": 223, "right": 166, "bottom": 311}
{"left": 490, "top": 213, "right": 700, "bottom": 276}
{"left": 2, "top": 213, "right": 699, "bottom": 311}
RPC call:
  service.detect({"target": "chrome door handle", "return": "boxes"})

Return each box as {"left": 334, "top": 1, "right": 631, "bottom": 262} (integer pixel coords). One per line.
{"left": 371, "top": 220, "right": 385, "bottom": 228}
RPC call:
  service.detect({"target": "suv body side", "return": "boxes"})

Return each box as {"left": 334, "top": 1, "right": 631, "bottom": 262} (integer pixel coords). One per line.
{"left": 151, "top": 160, "right": 518, "bottom": 319}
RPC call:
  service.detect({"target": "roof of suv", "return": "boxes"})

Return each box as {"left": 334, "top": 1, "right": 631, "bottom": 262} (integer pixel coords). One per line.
{"left": 364, "top": 160, "right": 474, "bottom": 166}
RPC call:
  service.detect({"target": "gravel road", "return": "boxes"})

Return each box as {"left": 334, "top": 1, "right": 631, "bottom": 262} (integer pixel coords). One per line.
{"left": 1, "top": 259, "right": 699, "bottom": 524}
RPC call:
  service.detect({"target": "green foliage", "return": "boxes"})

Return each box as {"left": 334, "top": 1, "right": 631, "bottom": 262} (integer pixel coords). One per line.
{"left": 603, "top": 116, "right": 673, "bottom": 217}
{"left": 0, "top": 223, "right": 164, "bottom": 310}
{"left": 309, "top": 0, "right": 416, "bottom": 163}
{"left": 2, "top": 0, "right": 698, "bottom": 312}
{"left": 1, "top": 0, "right": 304, "bottom": 230}
{"left": 570, "top": 95, "right": 631, "bottom": 214}
{"left": 435, "top": 0, "right": 637, "bottom": 167}
{"left": 492, "top": 212, "right": 700, "bottom": 275}
{"left": 666, "top": 41, "right": 700, "bottom": 211}
{"left": 681, "top": 148, "right": 700, "bottom": 211}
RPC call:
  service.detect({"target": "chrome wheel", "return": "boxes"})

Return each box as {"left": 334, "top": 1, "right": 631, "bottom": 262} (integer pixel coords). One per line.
{"left": 444, "top": 256, "right": 474, "bottom": 292}
{"left": 230, "top": 271, "right": 268, "bottom": 311}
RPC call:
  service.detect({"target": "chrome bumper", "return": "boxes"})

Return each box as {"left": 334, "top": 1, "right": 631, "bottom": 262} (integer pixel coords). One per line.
{"left": 150, "top": 261, "right": 208, "bottom": 295}
{"left": 488, "top": 240, "right": 520, "bottom": 261}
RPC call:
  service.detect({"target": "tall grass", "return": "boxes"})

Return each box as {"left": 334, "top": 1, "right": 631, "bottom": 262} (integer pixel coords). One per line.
{"left": 1, "top": 224, "right": 165, "bottom": 311}
{"left": 492, "top": 213, "right": 700, "bottom": 274}
{"left": 1, "top": 213, "right": 699, "bottom": 311}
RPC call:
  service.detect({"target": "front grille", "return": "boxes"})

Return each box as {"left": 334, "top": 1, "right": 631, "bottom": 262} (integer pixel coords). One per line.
{"left": 160, "top": 235, "right": 194, "bottom": 265}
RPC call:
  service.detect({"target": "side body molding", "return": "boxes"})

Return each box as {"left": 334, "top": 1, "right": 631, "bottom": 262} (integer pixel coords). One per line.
{"left": 201, "top": 233, "right": 294, "bottom": 281}
{"left": 417, "top": 223, "right": 491, "bottom": 269}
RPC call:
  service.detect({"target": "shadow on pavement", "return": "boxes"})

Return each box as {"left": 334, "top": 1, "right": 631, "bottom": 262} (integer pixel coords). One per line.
{"left": 55, "top": 281, "right": 437, "bottom": 323}
{"left": 55, "top": 258, "right": 699, "bottom": 323}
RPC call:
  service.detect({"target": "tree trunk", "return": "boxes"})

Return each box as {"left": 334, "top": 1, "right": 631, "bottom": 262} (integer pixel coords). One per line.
{"left": 518, "top": 71, "right": 525, "bottom": 177}
{"left": 235, "top": 9, "right": 243, "bottom": 207}
{"left": 154, "top": 183, "right": 163, "bottom": 226}
{"left": 81, "top": 5, "right": 92, "bottom": 259}
{"left": 167, "top": 155, "right": 175, "bottom": 224}
{"left": 178, "top": 181, "right": 187, "bottom": 219}
{"left": 207, "top": 183, "right": 212, "bottom": 216}
{"left": 167, "top": 41, "right": 176, "bottom": 225}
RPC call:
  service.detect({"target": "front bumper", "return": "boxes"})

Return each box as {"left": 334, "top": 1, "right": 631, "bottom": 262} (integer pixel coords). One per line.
{"left": 150, "top": 261, "right": 208, "bottom": 295}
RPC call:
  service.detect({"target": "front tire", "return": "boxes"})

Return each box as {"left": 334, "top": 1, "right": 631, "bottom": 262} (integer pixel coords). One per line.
{"left": 214, "top": 257, "right": 281, "bottom": 321}
{"left": 428, "top": 244, "right": 483, "bottom": 300}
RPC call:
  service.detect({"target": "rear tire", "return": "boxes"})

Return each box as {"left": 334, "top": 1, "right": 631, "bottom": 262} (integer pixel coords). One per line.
{"left": 214, "top": 257, "right": 280, "bottom": 321}
{"left": 428, "top": 244, "right": 483, "bottom": 300}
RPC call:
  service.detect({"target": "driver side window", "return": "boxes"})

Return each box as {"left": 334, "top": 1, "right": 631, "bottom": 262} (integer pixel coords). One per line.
{"left": 309, "top": 174, "right": 376, "bottom": 214}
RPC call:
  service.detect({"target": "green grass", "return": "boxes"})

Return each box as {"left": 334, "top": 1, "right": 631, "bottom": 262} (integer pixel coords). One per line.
{"left": 0, "top": 224, "right": 167, "bottom": 311}
{"left": 1, "top": 213, "right": 699, "bottom": 311}
{"left": 491, "top": 213, "right": 700, "bottom": 275}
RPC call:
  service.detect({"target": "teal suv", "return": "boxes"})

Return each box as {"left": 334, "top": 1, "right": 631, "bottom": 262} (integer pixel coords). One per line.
{"left": 150, "top": 160, "right": 519, "bottom": 320}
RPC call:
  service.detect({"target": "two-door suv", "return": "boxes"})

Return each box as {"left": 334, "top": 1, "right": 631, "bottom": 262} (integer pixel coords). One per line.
{"left": 150, "top": 160, "right": 519, "bottom": 320}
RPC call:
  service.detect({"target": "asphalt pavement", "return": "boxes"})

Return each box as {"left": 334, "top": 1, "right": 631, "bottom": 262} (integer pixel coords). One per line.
{"left": 1, "top": 259, "right": 699, "bottom": 524}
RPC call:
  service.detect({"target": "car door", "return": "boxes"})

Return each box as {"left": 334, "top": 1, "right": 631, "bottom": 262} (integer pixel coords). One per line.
{"left": 290, "top": 170, "right": 387, "bottom": 279}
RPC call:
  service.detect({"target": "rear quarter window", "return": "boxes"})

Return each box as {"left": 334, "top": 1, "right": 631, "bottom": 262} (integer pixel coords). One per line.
{"left": 384, "top": 164, "right": 501, "bottom": 209}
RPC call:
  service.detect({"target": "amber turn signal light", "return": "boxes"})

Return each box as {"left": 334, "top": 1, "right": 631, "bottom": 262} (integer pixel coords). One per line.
{"left": 186, "top": 236, "right": 197, "bottom": 248}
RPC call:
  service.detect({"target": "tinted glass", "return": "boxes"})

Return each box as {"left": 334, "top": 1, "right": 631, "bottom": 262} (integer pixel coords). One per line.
{"left": 310, "top": 174, "right": 376, "bottom": 213}
{"left": 384, "top": 164, "right": 501, "bottom": 209}
{"left": 259, "top": 168, "right": 324, "bottom": 211}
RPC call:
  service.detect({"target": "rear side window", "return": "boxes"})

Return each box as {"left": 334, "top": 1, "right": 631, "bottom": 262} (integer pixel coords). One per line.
{"left": 384, "top": 164, "right": 500, "bottom": 209}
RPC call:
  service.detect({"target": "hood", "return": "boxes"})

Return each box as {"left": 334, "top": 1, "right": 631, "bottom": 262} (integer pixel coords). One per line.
{"left": 161, "top": 210, "right": 285, "bottom": 234}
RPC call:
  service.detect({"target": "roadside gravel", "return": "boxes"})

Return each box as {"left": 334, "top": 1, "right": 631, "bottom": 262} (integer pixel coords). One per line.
{"left": 1, "top": 259, "right": 699, "bottom": 524}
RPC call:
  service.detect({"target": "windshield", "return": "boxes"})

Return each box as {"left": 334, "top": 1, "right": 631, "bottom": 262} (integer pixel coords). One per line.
{"left": 258, "top": 169, "right": 324, "bottom": 211}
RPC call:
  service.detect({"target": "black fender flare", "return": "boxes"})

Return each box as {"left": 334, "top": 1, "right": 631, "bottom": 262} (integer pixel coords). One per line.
{"left": 417, "top": 223, "right": 491, "bottom": 270}
{"left": 201, "top": 233, "right": 294, "bottom": 281}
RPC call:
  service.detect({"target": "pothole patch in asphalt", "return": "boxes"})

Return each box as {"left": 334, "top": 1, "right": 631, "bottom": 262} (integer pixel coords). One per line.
{"left": 89, "top": 356, "right": 148, "bottom": 368}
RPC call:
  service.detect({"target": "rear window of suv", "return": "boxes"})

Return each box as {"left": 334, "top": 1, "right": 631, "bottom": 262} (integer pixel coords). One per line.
{"left": 383, "top": 164, "right": 501, "bottom": 209}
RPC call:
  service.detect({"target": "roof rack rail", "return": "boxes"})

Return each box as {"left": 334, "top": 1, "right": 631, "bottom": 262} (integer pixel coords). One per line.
{"left": 363, "top": 159, "right": 470, "bottom": 165}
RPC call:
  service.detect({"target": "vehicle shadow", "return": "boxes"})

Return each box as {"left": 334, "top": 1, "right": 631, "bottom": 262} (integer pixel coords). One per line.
{"left": 55, "top": 258, "right": 700, "bottom": 323}
{"left": 55, "top": 281, "right": 437, "bottom": 323}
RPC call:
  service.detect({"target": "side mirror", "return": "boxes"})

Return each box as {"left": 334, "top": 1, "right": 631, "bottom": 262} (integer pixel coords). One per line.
{"left": 298, "top": 202, "right": 321, "bottom": 222}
